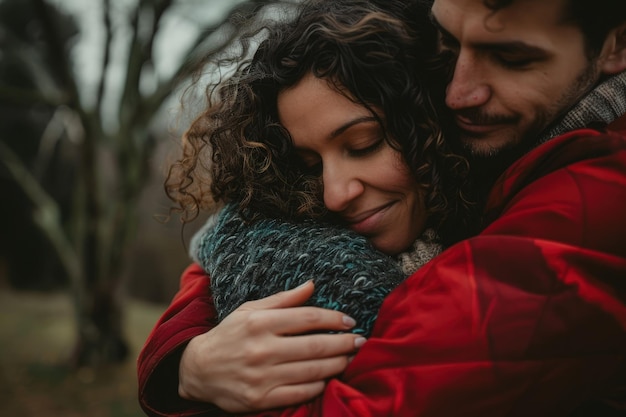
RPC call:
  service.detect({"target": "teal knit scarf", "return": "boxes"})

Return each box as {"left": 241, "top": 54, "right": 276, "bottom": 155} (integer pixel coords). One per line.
{"left": 191, "top": 204, "right": 409, "bottom": 336}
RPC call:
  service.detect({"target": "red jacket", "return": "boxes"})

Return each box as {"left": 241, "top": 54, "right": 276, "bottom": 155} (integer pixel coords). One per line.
{"left": 137, "top": 124, "right": 626, "bottom": 416}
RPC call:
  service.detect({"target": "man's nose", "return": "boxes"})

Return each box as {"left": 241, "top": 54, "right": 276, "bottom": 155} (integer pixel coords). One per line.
{"left": 322, "top": 163, "right": 364, "bottom": 213}
{"left": 445, "top": 51, "right": 491, "bottom": 110}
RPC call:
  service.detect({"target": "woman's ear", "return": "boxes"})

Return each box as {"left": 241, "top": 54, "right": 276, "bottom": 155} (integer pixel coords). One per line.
{"left": 599, "top": 22, "right": 626, "bottom": 75}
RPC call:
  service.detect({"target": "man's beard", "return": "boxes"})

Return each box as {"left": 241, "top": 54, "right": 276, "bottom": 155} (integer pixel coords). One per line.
{"left": 537, "top": 59, "right": 600, "bottom": 140}
{"left": 439, "top": 59, "right": 600, "bottom": 241}
{"left": 448, "top": 122, "right": 535, "bottom": 190}
{"left": 459, "top": 59, "right": 599, "bottom": 185}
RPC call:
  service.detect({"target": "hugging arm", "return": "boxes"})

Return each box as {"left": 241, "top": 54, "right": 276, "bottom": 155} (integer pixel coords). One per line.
{"left": 137, "top": 263, "right": 220, "bottom": 417}
{"left": 137, "top": 267, "right": 363, "bottom": 417}
{"left": 138, "top": 204, "right": 408, "bottom": 416}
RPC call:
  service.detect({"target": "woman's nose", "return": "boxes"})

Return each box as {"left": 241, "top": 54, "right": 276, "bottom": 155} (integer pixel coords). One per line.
{"left": 322, "top": 162, "right": 364, "bottom": 213}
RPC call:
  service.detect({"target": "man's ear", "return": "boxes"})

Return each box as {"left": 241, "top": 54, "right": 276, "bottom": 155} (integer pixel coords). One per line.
{"left": 599, "top": 22, "right": 626, "bottom": 75}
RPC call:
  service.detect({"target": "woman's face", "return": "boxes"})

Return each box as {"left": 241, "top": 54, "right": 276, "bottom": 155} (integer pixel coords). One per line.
{"left": 277, "top": 74, "right": 427, "bottom": 255}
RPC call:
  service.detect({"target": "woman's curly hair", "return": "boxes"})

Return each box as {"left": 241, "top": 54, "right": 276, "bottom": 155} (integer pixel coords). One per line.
{"left": 166, "top": 0, "right": 468, "bottom": 235}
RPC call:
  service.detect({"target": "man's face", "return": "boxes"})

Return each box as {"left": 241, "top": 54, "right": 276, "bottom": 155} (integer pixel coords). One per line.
{"left": 431, "top": 0, "right": 601, "bottom": 157}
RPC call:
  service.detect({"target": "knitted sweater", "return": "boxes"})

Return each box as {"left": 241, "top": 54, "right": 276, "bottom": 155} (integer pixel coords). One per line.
{"left": 191, "top": 204, "right": 442, "bottom": 336}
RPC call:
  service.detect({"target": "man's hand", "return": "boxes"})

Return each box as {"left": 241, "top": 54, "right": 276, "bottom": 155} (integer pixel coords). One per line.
{"left": 178, "top": 281, "right": 366, "bottom": 412}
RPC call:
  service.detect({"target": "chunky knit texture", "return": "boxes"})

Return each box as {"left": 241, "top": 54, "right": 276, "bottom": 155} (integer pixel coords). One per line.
{"left": 396, "top": 228, "right": 441, "bottom": 275}
{"left": 192, "top": 204, "right": 410, "bottom": 336}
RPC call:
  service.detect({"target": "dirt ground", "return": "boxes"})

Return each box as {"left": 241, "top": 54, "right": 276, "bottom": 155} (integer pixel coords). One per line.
{"left": 0, "top": 289, "right": 165, "bottom": 417}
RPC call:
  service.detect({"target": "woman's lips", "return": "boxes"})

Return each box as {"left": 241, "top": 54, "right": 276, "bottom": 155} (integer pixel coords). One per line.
{"left": 345, "top": 203, "right": 394, "bottom": 235}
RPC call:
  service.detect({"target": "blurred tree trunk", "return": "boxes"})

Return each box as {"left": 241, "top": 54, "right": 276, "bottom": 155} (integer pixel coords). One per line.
{"left": 1, "top": 0, "right": 290, "bottom": 367}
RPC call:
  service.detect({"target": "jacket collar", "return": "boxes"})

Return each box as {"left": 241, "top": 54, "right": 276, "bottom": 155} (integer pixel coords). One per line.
{"left": 538, "top": 70, "right": 626, "bottom": 143}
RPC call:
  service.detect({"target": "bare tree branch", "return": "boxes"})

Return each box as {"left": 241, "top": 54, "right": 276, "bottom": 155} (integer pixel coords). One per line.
{"left": 0, "top": 27, "right": 69, "bottom": 104}
{"left": 117, "top": 0, "right": 173, "bottom": 135}
{"left": 118, "top": 0, "right": 174, "bottom": 130}
{"left": 142, "top": 0, "right": 291, "bottom": 125}
{"left": 30, "top": 0, "right": 80, "bottom": 108}
{"left": 1, "top": 0, "right": 299, "bottom": 367}
{"left": 95, "top": 0, "right": 113, "bottom": 120}
{"left": 30, "top": 0, "right": 100, "bottom": 136}
{"left": 0, "top": 141, "right": 82, "bottom": 289}
{"left": 117, "top": 0, "right": 143, "bottom": 128}
{"left": 143, "top": 0, "right": 174, "bottom": 70}
{"left": 0, "top": 84, "right": 66, "bottom": 106}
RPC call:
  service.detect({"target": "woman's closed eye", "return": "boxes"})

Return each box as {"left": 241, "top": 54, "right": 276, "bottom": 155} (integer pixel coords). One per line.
{"left": 349, "top": 138, "right": 385, "bottom": 157}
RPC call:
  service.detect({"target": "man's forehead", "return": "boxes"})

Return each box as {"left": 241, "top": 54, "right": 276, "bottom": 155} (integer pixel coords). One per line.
{"left": 430, "top": 0, "right": 576, "bottom": 43}
{"left": 430, "top": 0, "right": 573, "bottom": 20}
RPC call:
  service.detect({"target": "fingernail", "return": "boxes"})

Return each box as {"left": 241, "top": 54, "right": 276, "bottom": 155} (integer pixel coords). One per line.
{"left": 354, "top": 337, "right": 367, "bottom": 348}
{"left": 295, "top": 280, "right": 312, "bottom": 289}
{"left": 343, "top": 315, "right": 356, "bottom": 327}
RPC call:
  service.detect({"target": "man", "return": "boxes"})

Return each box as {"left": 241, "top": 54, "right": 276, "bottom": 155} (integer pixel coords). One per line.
{"left": 436, "top": 0, "right": 626, "bottom": 157}
{"left": 432, "top": 0, "right": 626, "bottom": 234}
{"left": 138, "top": 0, "right": 626, "bottom": 415}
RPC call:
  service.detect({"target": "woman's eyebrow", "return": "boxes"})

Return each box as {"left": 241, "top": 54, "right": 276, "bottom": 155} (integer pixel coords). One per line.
{"left": 330, "top": 116, "right": 378, "bottom": 139}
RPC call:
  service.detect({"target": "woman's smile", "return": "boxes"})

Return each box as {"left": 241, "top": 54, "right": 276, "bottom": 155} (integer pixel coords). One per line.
{"left": 344, "top": 202, "right": 396, "bottom": 236}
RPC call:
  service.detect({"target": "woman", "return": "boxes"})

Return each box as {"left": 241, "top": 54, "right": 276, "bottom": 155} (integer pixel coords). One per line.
{"left": 167, "top": 0, "right": 464, "bottom": 336}
{"left": 181, "top": 0, "right": 463, "bottom": 336}
{"left": 140, "top": 0, "right": 464, "bottom": 414}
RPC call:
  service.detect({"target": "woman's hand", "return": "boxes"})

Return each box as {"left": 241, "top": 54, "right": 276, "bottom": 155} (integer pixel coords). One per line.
{"left": 178, "top": 281, "right": 366, "bottom": 413}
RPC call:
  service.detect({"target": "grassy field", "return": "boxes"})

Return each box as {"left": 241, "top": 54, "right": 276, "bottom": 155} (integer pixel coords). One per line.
{"left": 0, "top": 289, "right": 165, "bottom": 417}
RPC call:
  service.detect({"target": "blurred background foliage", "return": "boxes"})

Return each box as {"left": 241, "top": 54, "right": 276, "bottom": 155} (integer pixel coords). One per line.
{"left": 0, "top": 0, "right": 295, "bottom": 414}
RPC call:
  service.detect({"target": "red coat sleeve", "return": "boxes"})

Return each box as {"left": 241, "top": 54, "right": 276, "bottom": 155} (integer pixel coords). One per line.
{"left": 236, "top": 131, "right": 626, "bottom": 417}
{"left": 137, "top": 263, "right": 224, "bottom": 417}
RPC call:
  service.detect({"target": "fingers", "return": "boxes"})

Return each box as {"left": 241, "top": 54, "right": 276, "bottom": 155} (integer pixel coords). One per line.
{"left": 228, "top": 379, "right": 327, "bottom": 412}
{"left": 178, "top": 298, "right": 366, "bottom": 412}
{"left": 236, "top": 282, "right": 360, "bottom": 335}
{"left": 258, "top": 381, "right": 328, "bottom": 410}
{"left": 233, "top": 357, "right": 351, "bottom": 411}
{"left": 230, "top": 331, "right": 362, "bottom": 368}
{"left": 269, "top": 356, "right": 352, "bottom": 385}
{"left": 235, "top": 305, "right": 356, "bottom": 336}
{"left": 241, "top": 280, "right": 315, "bottom": 310}
{"left": 267, "top": 333, "right": 365, "bottom": 363}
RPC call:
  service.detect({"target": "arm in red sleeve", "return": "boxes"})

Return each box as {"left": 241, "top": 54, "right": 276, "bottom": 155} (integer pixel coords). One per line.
{"left": 234, "top": 131, "right": 626, "bottom": 417}
{"left": 137, "top": 263, "right": 224, "bottom": 417}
